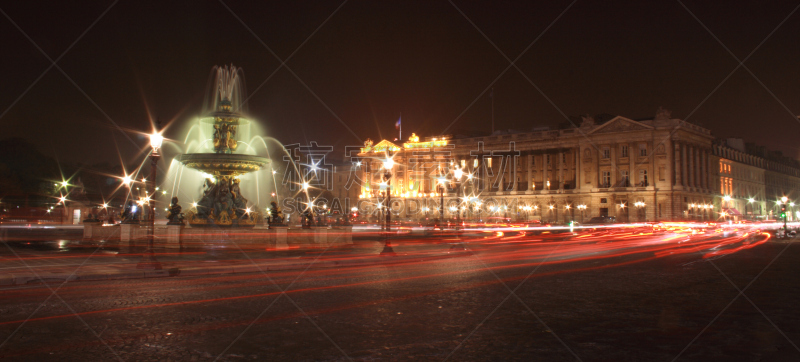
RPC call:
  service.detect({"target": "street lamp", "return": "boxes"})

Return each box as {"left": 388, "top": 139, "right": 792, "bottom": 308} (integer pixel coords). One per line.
{"left": 437, "top": 177, "right": 446, "bottom": 230}
{"left": 452, "top": 168, "right": 465, "bottom": 231}
{"left": 577, "top": 204, "right": 587, "bottom": 223}
{"left": 634, "top": 201, "right": 645, "bottom": 221}
{"left": 137, "top": 127, "right": 163, "bottom": 270}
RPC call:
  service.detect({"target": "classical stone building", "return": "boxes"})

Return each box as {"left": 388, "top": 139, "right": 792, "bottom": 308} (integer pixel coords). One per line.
{"left": 354, "top": 110, "right": 800, "bottom": 223}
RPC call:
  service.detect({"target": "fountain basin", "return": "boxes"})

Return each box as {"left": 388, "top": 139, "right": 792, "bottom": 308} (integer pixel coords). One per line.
{"left": 177, "top": 153, "right": 270, "bottom": 175}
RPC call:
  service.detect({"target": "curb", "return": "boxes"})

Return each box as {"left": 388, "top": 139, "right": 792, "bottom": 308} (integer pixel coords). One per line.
{"left": 0, "top": 250, "right": 471, "bottom": 286}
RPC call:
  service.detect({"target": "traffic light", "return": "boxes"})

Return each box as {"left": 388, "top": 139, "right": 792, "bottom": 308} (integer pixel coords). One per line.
{"left": 780, "top": 203, "right": 787, "bottom": 219}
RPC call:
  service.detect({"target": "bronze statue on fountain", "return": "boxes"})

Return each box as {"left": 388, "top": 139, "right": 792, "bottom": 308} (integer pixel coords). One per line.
{"left": 167, "top": 197, "right": 185, "bottom": 225}
{"left": 267, "top": 201, "right": 287, "bottom": 227}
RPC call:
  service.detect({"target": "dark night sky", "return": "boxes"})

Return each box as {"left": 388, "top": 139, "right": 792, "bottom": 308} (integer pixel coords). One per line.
{"left": 1, "top": 0, "right": 800, "bottom": 167}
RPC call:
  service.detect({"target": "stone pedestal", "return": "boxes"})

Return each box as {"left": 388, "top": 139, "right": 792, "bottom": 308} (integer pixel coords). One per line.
{"left": 330, "top": 225, "right": 353, "bottom": 244}
{"left": 166, "top": 224, "right": 183, "bottom": 249}
{"left": 313, "top": 226, "right": 328, "bottom": 245}
{"left": 83, "top": 222, "right": 102, "bottom": 239}
{"left": 120, "top": 223, "right": 138, "bottom": 243}
{"left": 271, "top": 226, "right": 288, "bottom": 250}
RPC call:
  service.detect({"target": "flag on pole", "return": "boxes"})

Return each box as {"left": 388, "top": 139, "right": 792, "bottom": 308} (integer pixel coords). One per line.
{"left": 396, "top": 115, "right": 402, "bottom": 140}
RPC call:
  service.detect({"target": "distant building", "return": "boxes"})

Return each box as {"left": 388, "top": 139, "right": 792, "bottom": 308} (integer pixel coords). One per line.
{"left": 353, "top": 110, "right": 800, "bottom": 222}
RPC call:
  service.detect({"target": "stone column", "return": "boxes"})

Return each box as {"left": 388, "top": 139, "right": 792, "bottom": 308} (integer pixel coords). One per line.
{"left": 558, "top": 151, "right": 564, "bottom": 190}
{"left": 648, "top": 142, "right": 655, "bottom": 187}
{"left": 610, "top": 145, "right": 617, "bottom": 187}
{"left": 541, "top": 152, "right": 547, "bottom": 190}
{"left": 688, "top": 145, "right": 695, "bottom": 188}
{"left": 702, "top": 148, "right": 708, "bottom": 190}
{"left": 628, "top": 143, "right": 635, "bottom": 187}
{"left": 526, "top": 154, "right": 532, "bottom": 192}
{"left": 595, "top": 149, "right": 601, "bottom": 187}
{"left": 694, "top": 148, "right": 700, "bottom": 190}
{"left": 478, "top": 157, "right": 484, "bottom": 191}
{"left": 575, "top": 148, "right": 580, "bottom": 189}
{"left": 512, "top": 155, "right": 519, "bottom": 191}
{"left": 673, "top": 142, "right": 680, "bottom": 187}
{"left": 681, "top": 143, "right": 688, "bottom": 187}
{"left": 666, "top": 140, "right": 674, "bottom": 187}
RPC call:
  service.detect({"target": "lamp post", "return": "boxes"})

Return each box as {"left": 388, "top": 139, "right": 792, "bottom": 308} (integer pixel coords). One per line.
{"left": 437, "top": 177, "right": 445, "bottom": 231}
{"left": 383, "top": 168, "right": 392, "bottom": 232}
{"left": 380, "top": 158, "right": 395, "bottom": 255}
{"left": 137, "top": 128, "right": 163, "bottom": 270}
{"left": 453, "top": 168, "right": 464, "bottom": 231}
{"left": 634, "top": 201, "right": 645, "bottom": 222}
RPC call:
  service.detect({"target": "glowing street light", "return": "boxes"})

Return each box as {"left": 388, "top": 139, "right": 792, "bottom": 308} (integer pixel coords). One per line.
{"left": 138, "top": 126, "right": 163, "bottom": 270}
{"left": 453, "top": 168, "right": 463, "bottom": 180}
{"left": 723, "top": 195, "right": 731, "bottom": 202}
{"left": 748, "top": 197, "right": 755, "bottom": 203}
{"left": 149, "top": 131, "right": 163, "bottom": 150}
{"left": 383, "top": 158, "right": 394, "bottom": 169}
{"left": 302, "top": 181, "right": 310, "bottom": 190}
{"left": 781, "top": 196, "right": 788, "bottom": 203}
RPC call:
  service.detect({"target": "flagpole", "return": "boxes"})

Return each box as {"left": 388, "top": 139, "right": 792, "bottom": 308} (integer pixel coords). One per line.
{"left": 399, "top": 113, "right": 402, "bottom": 140}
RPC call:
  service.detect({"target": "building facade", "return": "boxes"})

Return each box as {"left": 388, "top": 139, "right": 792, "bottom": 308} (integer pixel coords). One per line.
{"left": 353, "top": 112, "right": 800, "bottom": 223}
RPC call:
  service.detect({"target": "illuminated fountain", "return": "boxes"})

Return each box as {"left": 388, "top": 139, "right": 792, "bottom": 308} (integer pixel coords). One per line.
{"left": 176, "top": 65, "right": 269, "bottom": 227}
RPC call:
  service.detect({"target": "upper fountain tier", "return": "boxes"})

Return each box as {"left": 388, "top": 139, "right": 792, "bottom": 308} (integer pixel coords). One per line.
{"left": 177, "top": 64, "right": 269, "bottom": 176}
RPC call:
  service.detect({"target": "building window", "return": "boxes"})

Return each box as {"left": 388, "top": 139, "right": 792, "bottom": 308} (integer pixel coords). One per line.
{"left": 639, "top": 169, "right": 648, "bottom": 186}
{"left": 602, "top": 148, "right": 610, "bottom": 159}
{"left": 547, "top": 154, "right": 551, "bottom": 165}
{"left": 639, "top": 144, "right": 647, "bottom": 157}
{"left": 659, "top": 166, "right": 665, "bottom": 181}
{"left": 600, "top": 198, "right": 607, "bottom": 204}
{"left": 461, "top": 160, "right": 466, "bottom": 168}
{"left": 487, "top": 158, "right": 492, "bottom": 168}
{"left": 601, "top": 171, "right": 611, "bottom": 187}
{"left": 620, "top": 170, "right": 629, "bottom": 187}
{"left": 473, "top": 159, "right": 478, "bottom": 168}
{"left": 621, "top": 145, "right": 628, "bottom": 158}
